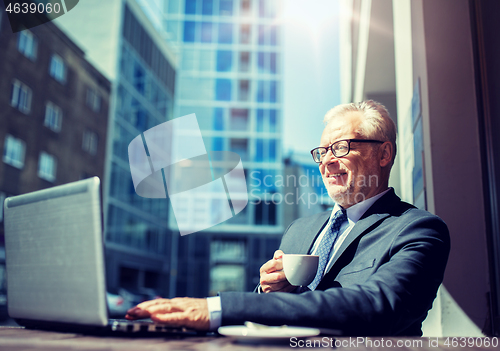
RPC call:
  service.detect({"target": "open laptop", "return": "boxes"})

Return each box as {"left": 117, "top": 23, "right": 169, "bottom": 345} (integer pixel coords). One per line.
{"left": 3, "top": 177, "right": 196, "bottom": 335}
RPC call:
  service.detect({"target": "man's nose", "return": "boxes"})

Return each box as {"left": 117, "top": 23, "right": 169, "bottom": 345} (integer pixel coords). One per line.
{"left": 322, "top": 149, "right": 338, "bottom": 165}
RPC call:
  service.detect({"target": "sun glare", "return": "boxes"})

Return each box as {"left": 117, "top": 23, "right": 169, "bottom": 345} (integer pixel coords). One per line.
{"left": 282, "top": 0, "right": 339, "bottom": 42}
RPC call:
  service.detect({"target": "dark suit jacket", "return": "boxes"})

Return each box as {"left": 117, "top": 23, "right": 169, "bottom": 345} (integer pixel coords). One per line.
{"left": 219, "top": 189, "right": 450, "bottom": 336}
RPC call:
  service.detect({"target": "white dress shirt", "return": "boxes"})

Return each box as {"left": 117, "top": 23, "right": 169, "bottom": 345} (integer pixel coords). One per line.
{"left": 310, "top": 188, "right": 390, "bottom": 275}
{"left": 206, "top": 188, "right": 391, "bottom": 330}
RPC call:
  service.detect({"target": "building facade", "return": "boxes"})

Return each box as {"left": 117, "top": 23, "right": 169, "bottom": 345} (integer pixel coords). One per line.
{"left": 151, "top": 0, "right": 285, "bottom": 297}
{"left": 0, "top": 5, "right": 110, "bottom": 237}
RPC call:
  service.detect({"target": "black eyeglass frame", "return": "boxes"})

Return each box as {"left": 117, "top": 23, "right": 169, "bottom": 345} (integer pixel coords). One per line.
{"left": 310, "top": 139, "right": 385, "bottom": 164}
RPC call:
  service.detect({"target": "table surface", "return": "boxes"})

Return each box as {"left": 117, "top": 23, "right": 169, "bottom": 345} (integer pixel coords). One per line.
{"left": 0, "top": 327, "right": 499, "bottom": 350}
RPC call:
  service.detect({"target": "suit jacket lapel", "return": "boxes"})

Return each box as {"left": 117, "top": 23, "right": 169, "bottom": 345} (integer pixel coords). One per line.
{"left": 326, "top": 189, "right": 399, "bottom": 272}
{"left": 327, "top": 213, "right": 388, "bottom": 269}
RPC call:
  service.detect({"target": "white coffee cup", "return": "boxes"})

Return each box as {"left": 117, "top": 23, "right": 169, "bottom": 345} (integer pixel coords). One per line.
{"left": 282, "top": 254, "right": 319, "bottom": 286}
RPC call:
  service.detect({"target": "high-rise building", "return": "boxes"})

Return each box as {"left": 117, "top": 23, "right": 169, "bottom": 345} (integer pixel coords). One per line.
{"left": 54, "top": 0, "right": 285, "bottom": 298}
{"left": 283, "top": 152, "right": 334, "bottom": 230}
{"left": 152, "top": 0, "right": 285, "bottom": 297}
{"left": 54, "top": 0, "right": 178, "bottom": 298}
{"left": 0, "top": 4, "right": 110, "bottom": 237}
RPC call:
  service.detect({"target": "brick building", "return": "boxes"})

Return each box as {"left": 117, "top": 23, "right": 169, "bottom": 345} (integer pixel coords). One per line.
{"left": 0, "top": 7, "right": 111, "bottom": 239}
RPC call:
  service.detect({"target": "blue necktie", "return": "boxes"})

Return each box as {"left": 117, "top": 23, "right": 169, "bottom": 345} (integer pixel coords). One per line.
{"left": 308, "top": 209, "right": 348, "bottom": 291}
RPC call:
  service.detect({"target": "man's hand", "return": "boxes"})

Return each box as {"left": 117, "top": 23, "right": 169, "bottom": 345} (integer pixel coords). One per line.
{"left": 125, "top": 297, "right": 210, "bottom": 330}
{"left": 259, "top": 250, "right": 296, "bottom": 293}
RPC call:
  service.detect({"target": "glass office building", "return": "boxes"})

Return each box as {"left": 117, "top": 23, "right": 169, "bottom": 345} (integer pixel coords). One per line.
{"left": 149, "top": 0, "right": 285, "bottom": 296}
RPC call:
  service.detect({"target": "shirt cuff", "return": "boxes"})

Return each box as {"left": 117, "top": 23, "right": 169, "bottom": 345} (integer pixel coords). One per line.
{"left": 206, "top": 296, "right": 222, "bottom": 331}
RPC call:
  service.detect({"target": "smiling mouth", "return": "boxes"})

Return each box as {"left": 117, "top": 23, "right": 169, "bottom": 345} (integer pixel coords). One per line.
{"left": 327, "top": 172, "right": 347, "bottom": 178}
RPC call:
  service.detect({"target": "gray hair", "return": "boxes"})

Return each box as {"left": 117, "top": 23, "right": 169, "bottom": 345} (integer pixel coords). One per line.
{"left": 323, "top": 100, "right": 397, "bottom": 162}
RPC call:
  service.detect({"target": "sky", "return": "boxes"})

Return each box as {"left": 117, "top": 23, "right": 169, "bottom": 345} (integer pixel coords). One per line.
{"left": 281, "top": 0, "right": 342, "bottom": 157}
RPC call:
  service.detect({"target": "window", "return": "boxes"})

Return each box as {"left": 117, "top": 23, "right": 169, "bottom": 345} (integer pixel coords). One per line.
{"left": 49, "top": 54, "right": 66, "bottom": 83}
{"left": 269, "top": 81, "right": 277, "bottom": 102}
{"left": 252, "top": 168, "right": 270, "bottom": 190}
{"left": 258, "top": 26, "right": 265, "bottom": 45}
{"left": 256, "top": 109, "right": 264, "bottom": 132}
{"left": 178, "top": 77, "right": 214, "bottom": 100}
{"left": 255, "top": 139, "right": 264, "bottom": 162}
{"left": 213, "top": 108, "right": 224, "bottom": 130}
{"left": 182, "top": 48, "right": 196, "bottom": 70}
{"left": 256, "top": 109, "right": 278, "bottom": 132}
{"left": 239, "top": 52, "right": 250, "bottom": 72}
{"left": 269, "top": 139, "right": 277, "bottom": 161}
{"left": 210, "top": 240, "right": 246, "bottom": 292}
{"left": 82, "top": 130, "right": 98, "bottom": 155}
{"left": 166, "top": 20, "right": 180, "bottom": 41}
{"left": 133, "top": 62, "right": 145, "bottom": 94}
{"left": 258, "top": 52, "right": 265, "bottom": 72}
{"left": 218, "top": 23, "right": 233, "bottom": 44}
{"left": 257, "top": 81, "right": 265, "bottom": 102}
{"left": 270, "top": 52, "right": 277, "bottom": 73}
{"left": 269, "top": 109, "right": 277, "bottom": 132}
{"left": 212, "top": 137, "right": 224, "bottom": 151}
{"left": 240, "top": 24, "right": 251, "bottom": 44}
{"left": 216, "top": 50, "right": 232, "bottom": 71}
{"left": 270, "top": 26, "right": 278, "bottom": 46}
{"left": 44, "top": 102, "right": 62, "bottom": 132}
{"left": 199, "top": 49, "right": 215, "bottom": 71}
{"left": 3, "top": 135, "right": 26, "bottom": 169}
{"left": 86, "top": 88, "right": 101, "bottom": 112}
{"left": 230, "top": 109, "right": 248, "bottom": 130}
{"left": 219, "top": 0, "right": 233, "bottom": 15}
{"left": 17, "top": 30, "right": 37, "bottom": 60}
{"left": 202, "top": 0, "right": 213, "bottom": 15}
{"left": 259, "top": 0, "right": 266, "bottom": 17}
{"left": 259, "top": 0, "right": 277, "bottom": 18}
{"left": 185, "top": 0, "right": 196, "bottom": 14}
{"left": 241, "top": 0, "right": 251, "bottom": 16}
{"left": 238, "top": 80, "right": 250, "bottom": 102}
{"left": 258, "top": 25, "right": 278, "bottom": 46}
{"left": 183, "top": 21, "right": 196, "bottom": 42}
{"left": 38, "top": 152, "right": 57, "bottom": 182}
{"left": 181, "top": 48, "right": 216, "bottom": 72}
{"left": 230, "top": 139, "right": 248, "bottom": 161}
{"left": 258, "top": 52, "right": 278, "bottom": 74}
{"left": 167, "top": 0, "right": 180, "bottom": 13}
{"left": 255, "top": 201, "right": 277, "bottom": 225}
{"left": 201, "top": 22, "right": 212, "bottom": 42}
{"left": 216, "top": 79, "right": 231, "bottom": 101}
{"left": 10, "top": 80, "right": 32, "bottom": 114}
{"left": 253, "top": 139, "right": 277, "bottom": 162}
{"left": 210, "top": 264, "right": 245, "bottom": 294}
{"left": 257, "top": 80, "right": 278, "bottom": 103}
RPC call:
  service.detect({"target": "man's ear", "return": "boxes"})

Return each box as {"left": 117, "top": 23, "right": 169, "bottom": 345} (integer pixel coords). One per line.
{"left": 379, "top": 141, "right": 393, "bottom": 167}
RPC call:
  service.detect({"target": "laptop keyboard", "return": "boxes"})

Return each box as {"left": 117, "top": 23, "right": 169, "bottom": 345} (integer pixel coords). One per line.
{"left": 109, "top": 319, "right": 199, "bottom": 334}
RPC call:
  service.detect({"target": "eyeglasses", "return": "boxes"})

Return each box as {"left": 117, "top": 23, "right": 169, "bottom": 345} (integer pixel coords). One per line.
{"left": 310, "top": 139, "right": 384, "bottom": 164}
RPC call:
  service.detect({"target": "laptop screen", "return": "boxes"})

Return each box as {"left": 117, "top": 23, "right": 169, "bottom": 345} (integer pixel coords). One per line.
{"left": 4, "top": 177, "right": 108, "bottom": 326}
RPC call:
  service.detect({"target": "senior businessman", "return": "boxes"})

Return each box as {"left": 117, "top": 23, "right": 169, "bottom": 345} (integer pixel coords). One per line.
{"left": 126, "top": 100, "right": 450, "bottom": 336}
